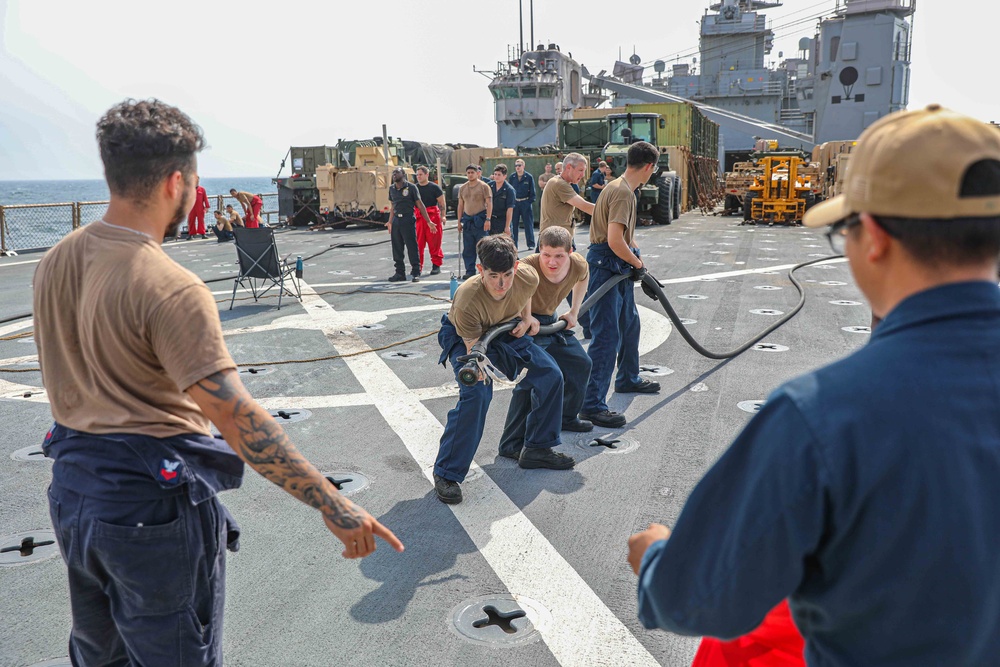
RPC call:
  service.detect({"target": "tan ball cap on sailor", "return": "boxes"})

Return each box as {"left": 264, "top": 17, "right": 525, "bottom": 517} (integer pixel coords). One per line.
{"left": 803, "top": 104, "right": 1000, "bottom": 228}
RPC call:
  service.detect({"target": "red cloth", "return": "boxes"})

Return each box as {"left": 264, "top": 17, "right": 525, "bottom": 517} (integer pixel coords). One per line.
{"left": 187, "top": 186, "right": 209, "bottom": 235}
{"left": 415, "top": 205, "right": 444, "bottom": 270}
{"left": 691, "top": 601, "right": 805, "bottom": 667}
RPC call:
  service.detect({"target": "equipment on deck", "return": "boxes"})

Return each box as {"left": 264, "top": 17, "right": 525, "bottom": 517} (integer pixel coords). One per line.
{"left": 602, "top": 113, "right": 681, "bottom": 225}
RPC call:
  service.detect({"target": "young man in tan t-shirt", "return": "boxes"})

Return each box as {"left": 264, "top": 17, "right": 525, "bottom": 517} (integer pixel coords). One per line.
{"left": 434, "top": 234, "right": 575, "bottom": 504}
{"left": 456, "top": 164, "right": 493, "bottom": 279}
{"left": 580, "top": 141, "right": 662, "bottom": 429}
{"left": 497, "top": 226, "right": 595, "bottom": 459}
{"left": 35, "top": 99, "right": 402, "bottom": 665}
{"left": 539, "top": 152, "right": 595, "bottom": 242}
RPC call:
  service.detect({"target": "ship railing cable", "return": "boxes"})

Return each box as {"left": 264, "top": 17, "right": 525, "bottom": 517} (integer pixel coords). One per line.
{"left": 456, "top": 255, "right": 841, "bottom": 385}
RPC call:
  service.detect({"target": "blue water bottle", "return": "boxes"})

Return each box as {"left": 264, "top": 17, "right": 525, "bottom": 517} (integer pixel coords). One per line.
{"left": 295, "top": 255, "right": 303, "bottom": 279}
{"left": 450, "top": 273, "right": 458, "bottom": 299}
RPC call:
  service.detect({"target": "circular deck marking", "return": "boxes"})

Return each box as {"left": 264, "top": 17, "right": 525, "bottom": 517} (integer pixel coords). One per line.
{"left": 803, "top": 244, "right": 823, "bottom": 248}
{"left": 678, "top": 294, "right": 708, "bottom": 300}
{"left": 639, "top": 365, "right": 674, "bottom": 377}
{"left": 381, "top": 350, "right": 427, "bottom": 360}
{"left": 17, "top": 337, "right": 35, "bottom": 344}
{"left": 345, "top": 252, "right": 365, "bottom": 256}
{"left": 658, "top": 487, "right": 674, "bottom": 497}
{"left": 842, "top": 326, "right": 871, "bottom": 334}
{"left": 576, "top": 434, "right": 639, "bottom": 455}
{"left": 644, "top": 254, "right": 660, "bottom": 258}
{"left": 0, "top": 531, "right": 60, "bottom": 567}
{"left": 268, "top": 408, "right": 312, "bottom": 424}
{"left": 238, "top": 367, "right": 274, "bottom": 377}
{"left": 321, "top": 471, "right": 371, "bottom": 496}
{"left": 328, "top": 270, "right": 352, "bottom": 275}
{"left": 689, "top": 382, "right": 709, "bottom": 393}
{"left": 716, "top": 242, "right": 734, "bottom": 246}
{"left": 753, "top": 343, "right": 789, "bottom": 352}
{"left": 679, "top": 318, "right": 697, "bottom": 325}
{"left": 820, "top": 280, "right": 847, "bottom": 286}
{"left": 698, "top": 277, "right": 718, "bottom": 282}
{"left": 709, "top": 251, "right": 730, "bottom": 255}
{"left": 11, "top": 446, "right": 49, "bottom": 462}
{"left": 750, "top": 308, "right": 784, "bottom": 316}
{"left": 702, "top": 261, "right": 724, "bottom": 266}
{"left": 829, "top": 300, "right": 862, "bottom": 306}
{"left": 757, "top": 257, "right": 779, "bottom": 261}
{"left": 738, "top": 400, "right": 767, "bottom": 413}
{"left": 450, "top": 594, "right": 544, "bottom": 646}
{"left": 753, "top": 285, "right": 782, "bottom": 291}
{"left": 656, "top": 244, "right": 674, "bottom": 248}
{"left": 355, "top": 323, "right": 386, "bottom": 331}
{"left": 352, "top": 275, "right": 377, "bottom": 280}
{"left": 808, "top": 254, "right": 828, "bottom": 258}
{"left": 813, "top": 265, "right": 836, "bottom": 270}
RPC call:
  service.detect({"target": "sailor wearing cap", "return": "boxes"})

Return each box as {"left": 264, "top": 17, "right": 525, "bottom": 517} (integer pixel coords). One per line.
{"left": 629, "top": 105, "right": 1000, "bottom": 666}
{"left": 387, "top": 166, "right": 434, "bottom": 283}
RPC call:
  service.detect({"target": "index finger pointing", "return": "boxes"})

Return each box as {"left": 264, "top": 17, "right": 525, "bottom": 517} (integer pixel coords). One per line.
{"left": 373, "top": 521, "right": 405, "bottom": 552}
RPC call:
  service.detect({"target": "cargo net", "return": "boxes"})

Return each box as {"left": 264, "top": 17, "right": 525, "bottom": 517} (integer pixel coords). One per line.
{"left": 686, "top": 154, "right": 724, "bottom": 215}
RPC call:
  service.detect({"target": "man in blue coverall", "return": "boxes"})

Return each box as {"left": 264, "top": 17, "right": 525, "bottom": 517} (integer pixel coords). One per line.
{"left": 580, "top": 141, "right": 662, "bottom": 428}
{"left": 509, "top": 159, "right": 536, "bottom": 249}
{"left": 628, "top": 105, "right": 1000, "bottom": 666}
{"left": 488, "top": 163, "right": 516, "bottom": 236}
{"left": 434, "top": 234, "right": 575, "bottom": 504}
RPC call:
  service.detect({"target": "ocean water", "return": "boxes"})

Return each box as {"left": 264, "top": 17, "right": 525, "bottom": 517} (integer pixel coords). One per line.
{"left": 0, "top": 177, "right": 276, "bottom": 251}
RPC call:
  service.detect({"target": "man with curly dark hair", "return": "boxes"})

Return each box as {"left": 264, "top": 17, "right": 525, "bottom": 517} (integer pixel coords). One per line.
{"left": 35, "top": 99, "right": 402, "bottom": 665}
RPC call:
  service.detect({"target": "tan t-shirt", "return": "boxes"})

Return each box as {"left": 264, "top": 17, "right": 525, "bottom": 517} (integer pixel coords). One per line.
{"left": 448, "top": 264, "right": 539, "bottom": 340}
{"left": 540, "top": 176, "right": 578, "bottom": 232}
{"left": 523, "top": 253, "right": 589, "bottom": 316}
{"left": 590, "top": 176, "right": 638, "bottom": 247}
{"left": 458, "top": 180, "right": 492, "bottom": 216}
{"left": 33, "top": 222, "right": 236, "bottom": 438}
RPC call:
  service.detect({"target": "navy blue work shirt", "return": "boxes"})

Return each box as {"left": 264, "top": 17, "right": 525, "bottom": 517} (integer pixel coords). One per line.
{"left": 490, "top": 179, "right": 516, "bottom": 221}
{"left": 509, "top": 171, "right": 536, "bottom": 203}
{"left": 588, "top": 169, "right": 606, "bottom": 203}
{"left": 388, "top": 181, "right": 420, "bottom": 222}
{"left": 637, "top": 281, "right": 1000, "bottom": 666}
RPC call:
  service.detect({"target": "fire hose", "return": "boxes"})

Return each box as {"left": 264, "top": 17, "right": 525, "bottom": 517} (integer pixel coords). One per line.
{"left": 455, "top": 255, "right": 842, "bottom": 386}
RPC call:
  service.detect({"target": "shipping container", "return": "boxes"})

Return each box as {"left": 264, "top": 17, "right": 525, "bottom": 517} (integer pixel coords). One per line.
{"left": 560, "top": 119, "right": 609, "bottom": 151}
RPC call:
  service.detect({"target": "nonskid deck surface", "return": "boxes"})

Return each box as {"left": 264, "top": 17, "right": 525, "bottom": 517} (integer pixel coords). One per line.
{"left": 0, "top": 213, "right": 868, "bottom": 667}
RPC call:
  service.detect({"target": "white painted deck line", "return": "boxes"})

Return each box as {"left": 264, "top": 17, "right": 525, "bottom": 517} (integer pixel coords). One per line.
{"left": 0, "top": 319, "right": 33, "bottom": 337}
{"left": 658, "top": 257, "right": 848, "bottom": 284}
{"left": 297, "top": 280, "right": 660, "bottom": 667}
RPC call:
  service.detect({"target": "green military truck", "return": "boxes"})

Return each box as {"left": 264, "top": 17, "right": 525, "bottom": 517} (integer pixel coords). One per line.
{"left": 602, "top": 113, "right": 681, "bottom": 225}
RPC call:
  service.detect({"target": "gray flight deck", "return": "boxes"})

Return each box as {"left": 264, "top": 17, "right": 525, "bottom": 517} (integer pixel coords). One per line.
{"left": 0, "top": 211, "right": 869, "bottom": 666}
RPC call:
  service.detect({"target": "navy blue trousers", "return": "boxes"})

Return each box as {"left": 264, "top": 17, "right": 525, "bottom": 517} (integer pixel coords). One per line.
{"left": 511, "top": 201, "right": 535, "bottom": 249}
{"left": 499, "top": 317, "right": 593, "bottom": 457}
{"left": 48, "top": 482, "right": 227, "bottom": 667}
{"left": 582, "top": 244, "right": 643, "bottom": 413}
{"left": 461, "top": 211, "right": 488, "bottom": 275}
{"left": 435, "top": 318, "right": 564, "bottom": 482}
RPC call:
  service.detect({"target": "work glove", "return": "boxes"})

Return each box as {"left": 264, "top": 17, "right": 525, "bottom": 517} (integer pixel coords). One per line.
{"left": 630, "top": 266, "right": 647, "bottom": 282}
{"left": 641, "top": 279, "right": 659, "bottom": 301}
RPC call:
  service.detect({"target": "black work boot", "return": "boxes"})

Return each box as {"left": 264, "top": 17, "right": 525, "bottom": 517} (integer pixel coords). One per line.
{"left": 434, "top": 474, "right": 462, "bottom": 504}
{"left": 518, "top": 448, "right": 575, "bottom": 470}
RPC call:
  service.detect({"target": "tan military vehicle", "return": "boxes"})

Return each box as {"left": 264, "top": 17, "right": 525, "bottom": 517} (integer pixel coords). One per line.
{"left": 313, "top": 147, "right": 414, "bottom": 230}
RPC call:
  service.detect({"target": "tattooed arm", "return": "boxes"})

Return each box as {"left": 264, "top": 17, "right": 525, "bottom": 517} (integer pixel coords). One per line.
{"left": 187, "top": 368, "right": 404, "bottom": 558}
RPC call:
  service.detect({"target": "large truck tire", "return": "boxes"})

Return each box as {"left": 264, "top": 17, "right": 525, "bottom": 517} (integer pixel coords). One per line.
{"left": 672, "top": 174, "right": 682, "bottom": 219}
{"left": 652, "top": 174, "right": 673, "bottom": 225}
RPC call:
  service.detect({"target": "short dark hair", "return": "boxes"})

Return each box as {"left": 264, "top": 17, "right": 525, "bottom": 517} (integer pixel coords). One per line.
{"left": 493, "top": 164, "right": 508, "bottom": 176}
{"left": 627, "top": 141, "right": 659, "bottom": 168}
{"left": 866, "top": 215, "right": 1000, "bottom": 267}
{"left": 538, "top": 226, "right": 572, "bottom": 252}
{"left": 476, "top": 235, "right": 517, "bottom": 272}
{"left": 97, "top": 99, "right": 205, "bottom": 199}
{"left": 466, "top": 164, "right": 478, "bottom": 172}
{"left": 416, "top": 166, "right": 429, "bottom": 174}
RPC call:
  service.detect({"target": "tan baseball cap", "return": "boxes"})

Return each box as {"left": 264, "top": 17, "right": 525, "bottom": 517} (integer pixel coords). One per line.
{"left": 803, "top": 104, "right": 1000, "bottom": 228}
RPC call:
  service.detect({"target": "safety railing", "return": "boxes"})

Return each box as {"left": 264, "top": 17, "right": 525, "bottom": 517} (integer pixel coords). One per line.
{"left": 0, "top": 193, "right": 279, "bottom": 255}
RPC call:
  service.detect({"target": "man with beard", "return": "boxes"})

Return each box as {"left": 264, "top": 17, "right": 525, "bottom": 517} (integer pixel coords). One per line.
{"left": 387, "top": 166, "right": 434, "bottom": 282}
{"left": 34, "top": 99, "right": 403, "bottom": 666}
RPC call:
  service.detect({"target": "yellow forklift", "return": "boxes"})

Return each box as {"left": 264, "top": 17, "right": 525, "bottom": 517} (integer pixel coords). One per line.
{"left": 743, "top": 154, "right": 813, "bottom": 226}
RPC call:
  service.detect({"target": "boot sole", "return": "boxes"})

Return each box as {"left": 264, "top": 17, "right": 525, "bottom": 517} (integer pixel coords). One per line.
{"left": 436, "top": 492, "right": 463, "bottom": 504}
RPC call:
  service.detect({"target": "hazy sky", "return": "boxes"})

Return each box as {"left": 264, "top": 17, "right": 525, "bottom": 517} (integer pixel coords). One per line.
{"left": 0, "top": 0, "right": 994, "bottom": 180}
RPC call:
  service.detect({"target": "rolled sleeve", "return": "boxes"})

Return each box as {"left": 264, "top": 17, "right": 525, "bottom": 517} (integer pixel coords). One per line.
{"left": 636, "top": 390, "right": 828, "bottom": 639}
